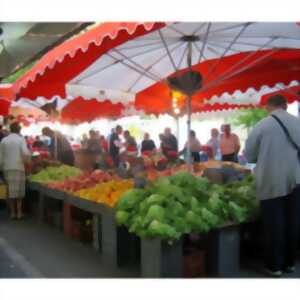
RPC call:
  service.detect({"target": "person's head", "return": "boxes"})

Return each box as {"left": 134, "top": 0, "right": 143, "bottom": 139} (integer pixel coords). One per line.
{"left": 265, "top": 94, "right": 287, "bottom": 113}
{"left": 144, "top": 132, "right": 150, "bottom": 140}
{"left": 42, "top": 127, "right": 54, "bottom": 138}
{"left": 164, "top": 127, "right": 172, "bottom": 137}
{"left": 82, "top": 133, "right": 88, "bottom": 139}
{"left": 89, "top": 130, "right": 97, "bottom": 139}
{"left": 123, "top": 130, "right": 130, "bottom": 139}
{"left": 36, "top": 136, "right": 40, "bottom": 141}
{"left": 10, "top": 122, "right": 21, "bottom": 134}
{"left": 116, "top": 125, "right": 123, "bottom": 135}
{"left": 189, "top": 130, "right": 196, "bottom": 138}
{"left": 223, "top": 124, "right": 231, "bottom": 135}
{"left": 211, "top": 128, "right": 219, "bottom": 138}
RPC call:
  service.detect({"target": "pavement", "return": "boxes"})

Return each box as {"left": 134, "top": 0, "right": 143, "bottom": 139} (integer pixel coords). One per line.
{"left": 0, "top": 210, "right": 139, "bottom": 278}
{"left": 0, "top": 208, "right": 300, "bottom": 279}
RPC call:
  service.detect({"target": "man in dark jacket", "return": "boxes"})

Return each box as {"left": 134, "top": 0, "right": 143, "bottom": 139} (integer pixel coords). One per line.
{"left": 109, "top": 125, "right": 123, "bottom": 167}
{"left": 42, "top": 127, "right": 75, "bottom": 166}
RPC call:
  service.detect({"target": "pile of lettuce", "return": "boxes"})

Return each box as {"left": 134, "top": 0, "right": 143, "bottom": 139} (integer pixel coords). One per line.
{"left": 116, "top": 172, "right": 259, "bottom": 241}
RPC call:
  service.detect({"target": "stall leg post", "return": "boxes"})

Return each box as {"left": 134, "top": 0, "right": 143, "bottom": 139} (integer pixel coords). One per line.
{"left": 101, "top": 211, "right": 118, "bottom": 267}
{"left": 207, "top": 225, "right": 240, "bottom": 277}
{"left": 38, "top": 193, "right": 46, "bottom": 224}
{"left": 93, "top": 214, "right": 102, "bottom": 252}
{"left": 141, "top": 238, "right": 183, "bottom": 278}
{"left": 63, "top": 203, "right": 72, "bottom": 237}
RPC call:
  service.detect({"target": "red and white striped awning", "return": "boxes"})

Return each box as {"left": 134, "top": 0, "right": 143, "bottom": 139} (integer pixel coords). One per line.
{"left": 12, "top": 22, "right": 300, "bottom": 122}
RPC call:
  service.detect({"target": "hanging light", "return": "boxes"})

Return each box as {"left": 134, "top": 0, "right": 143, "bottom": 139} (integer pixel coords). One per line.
{"left": 174, "top": 108, "right": 180, "bottom": 115}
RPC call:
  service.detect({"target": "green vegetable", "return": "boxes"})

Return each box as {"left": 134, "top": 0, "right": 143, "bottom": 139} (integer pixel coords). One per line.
{"left": 228, "top": 201, "right": 248, "bottom": 223}
{"left": 115, "top": 171, "right": 258, "bottom": 241}
{"left": 116, "top": 211, "right": 129, "bottom": 225}
{"left": 148, "top": 220, "right": 180, "bottom": 240}
{"left": 201, "top": 207, "right": 222, "bottom": 228}
{"left": 145, "top": 205, "right": 165, "bottom": 223}
{"left": 117, "top": 189, "right": 147, "bottom": 211}
{"left": 145, "top": 194, "right": 165, "bottom": 207}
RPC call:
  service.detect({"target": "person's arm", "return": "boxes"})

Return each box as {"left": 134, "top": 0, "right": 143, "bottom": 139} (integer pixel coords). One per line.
{"left": 235, "top": 134, "right": 241, "bottom": 154}
{"left": 0, "top": 142, "right": 3, "bottom": 169}
{"left": 151, "top": 140, "right": 156, "bottom": 150}
{"left": 21, "top": 139, "right": 31, "bottom": 163}
{"left": 244, "top": 126, "right": 261, "bottom": 164}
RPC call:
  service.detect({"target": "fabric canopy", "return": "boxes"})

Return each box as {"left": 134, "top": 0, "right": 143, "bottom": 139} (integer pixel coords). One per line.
{"left": 0, "top": 84, "right": 14, "bottom": 115}
{"left": 12, "top": 22, "right": 300, "bottom": 122}
{"left": 260, "top": 85, "right": 300, "bottom": 105}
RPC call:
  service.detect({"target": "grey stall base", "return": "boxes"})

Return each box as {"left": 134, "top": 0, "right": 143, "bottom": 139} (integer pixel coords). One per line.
{"left": 207, "top": 225, "right": 240, "bottom": 278}
{"left": 141, "top": 238, "right": 183, "bottom": 278}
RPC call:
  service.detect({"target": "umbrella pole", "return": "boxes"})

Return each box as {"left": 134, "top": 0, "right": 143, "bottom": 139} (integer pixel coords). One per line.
{"left": 186, "top": 95, "right": 192, "bottom": 170}
{"left": 186, "top": 41, "right": 193, "bottom": 171}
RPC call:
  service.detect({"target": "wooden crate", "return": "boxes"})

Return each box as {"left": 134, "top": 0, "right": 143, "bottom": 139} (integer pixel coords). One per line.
{"left": 0, "top": 184, "right": 7, "bottom": 200}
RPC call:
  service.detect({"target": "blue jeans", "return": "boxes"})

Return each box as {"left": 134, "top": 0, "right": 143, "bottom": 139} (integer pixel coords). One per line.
{"left": 260, "top": 185, "right": 300, "bottom": 271}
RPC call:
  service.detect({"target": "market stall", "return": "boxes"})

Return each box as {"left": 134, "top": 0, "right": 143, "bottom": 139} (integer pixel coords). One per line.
{"left": 9, "top": 22, "right": 300, "bottom": 278}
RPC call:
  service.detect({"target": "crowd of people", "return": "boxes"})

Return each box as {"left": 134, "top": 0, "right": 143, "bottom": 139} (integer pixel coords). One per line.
{"left": 76, "top": 123, "right": 242, "bottom": 167}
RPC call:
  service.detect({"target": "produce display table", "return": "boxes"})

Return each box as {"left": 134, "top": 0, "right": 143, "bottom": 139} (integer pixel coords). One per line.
{"left": 28, "top": 182, "right": 137, "bottom": 268}
{"left": 207, "top": 223, "right": 240, "bottom": 277}
{"left": 28, "top": 181, "right": 242, "bottom": 278}
{"left": 141, "top": 238, "right": 183, "bottom": 278}
{"left": 141, "top": 223, "right": 240, "bottom": 278}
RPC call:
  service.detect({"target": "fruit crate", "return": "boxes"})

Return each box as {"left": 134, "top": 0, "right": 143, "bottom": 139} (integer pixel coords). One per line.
{"left": 64, "top": 194, "right": 139, "bottom": 267}
{"left": 0, "top": 183, "right": 7, "bottom": 200}
{"left": 71, "top": 220, "right": 93, "bottom": 243}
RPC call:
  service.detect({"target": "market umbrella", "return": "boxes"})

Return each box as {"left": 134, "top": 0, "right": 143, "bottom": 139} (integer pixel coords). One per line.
{"left": 260, "top": 85, "right": 300, "bottom": 105}
{"left": 0, "top": 83, "right": 15, "bottom": 116}
{"left": 12, "top": 22, "right": 300, "bottom": 162}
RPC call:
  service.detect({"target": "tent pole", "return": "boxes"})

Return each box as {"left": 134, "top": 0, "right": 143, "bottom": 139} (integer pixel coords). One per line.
{"left": 186, "top": 41, "right": 193, "bottom": 171}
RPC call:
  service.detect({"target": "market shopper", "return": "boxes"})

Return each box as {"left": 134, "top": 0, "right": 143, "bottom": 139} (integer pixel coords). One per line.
{"left": 207, "top": 128, "right": 220, "bottom": 159}
{"left": 100, "top": 135, "right": 109, "bottom": 153}
{"left": 123, "top": 130, "right": 137, "bottom": 153}
{"left": 87, "top": 130, "right": 102, "bottom": 154}
{"left": 86, "top": 130, "right": 102, "bottom": 169}
{"left": 220, "top": 124, "right": 240, "bottom": 162}
{"left": 32, "top": 136, "right": 46, "bottom": 149}
{"left": 0, "top": 122, "right": 31, "bottom": 219}
{"left": 42, "top": 127, "right": 75, "bottom": 166}
{"left": 81, "top": 134, "right": 89, "bottom": 149}
{"left": 141, "top": 132, "right": 156, "bottom": 154}
{"left": 109, "top": 125, "right": 123, "bottom": 167}
{"left": 180, "top": 130, "right": 201, "bottom": 162}
{"left": 163, "top": 127, "right": 178, "bottom": 153}
{"left": 0, "top": 125, "right": 6, "bottom": 142}
{"left": 245, "top": 95, "right": 300, "bottom": 277}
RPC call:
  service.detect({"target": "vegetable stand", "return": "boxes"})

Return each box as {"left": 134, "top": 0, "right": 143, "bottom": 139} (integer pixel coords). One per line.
{"left": 28, "top": 183, "right": 138, "bottom": 268}
{"left": 26, "top": 164, "right": 257, "bottom": 278}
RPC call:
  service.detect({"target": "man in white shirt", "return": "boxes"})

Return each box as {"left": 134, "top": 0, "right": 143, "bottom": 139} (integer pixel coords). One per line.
{"left": 0, "top": 122, "right": 31, "bottom": 219}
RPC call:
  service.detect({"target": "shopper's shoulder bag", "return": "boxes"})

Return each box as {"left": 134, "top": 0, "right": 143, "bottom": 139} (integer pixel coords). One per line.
{"left": 272, "top": 114, "right": 300, "bottom": 163}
